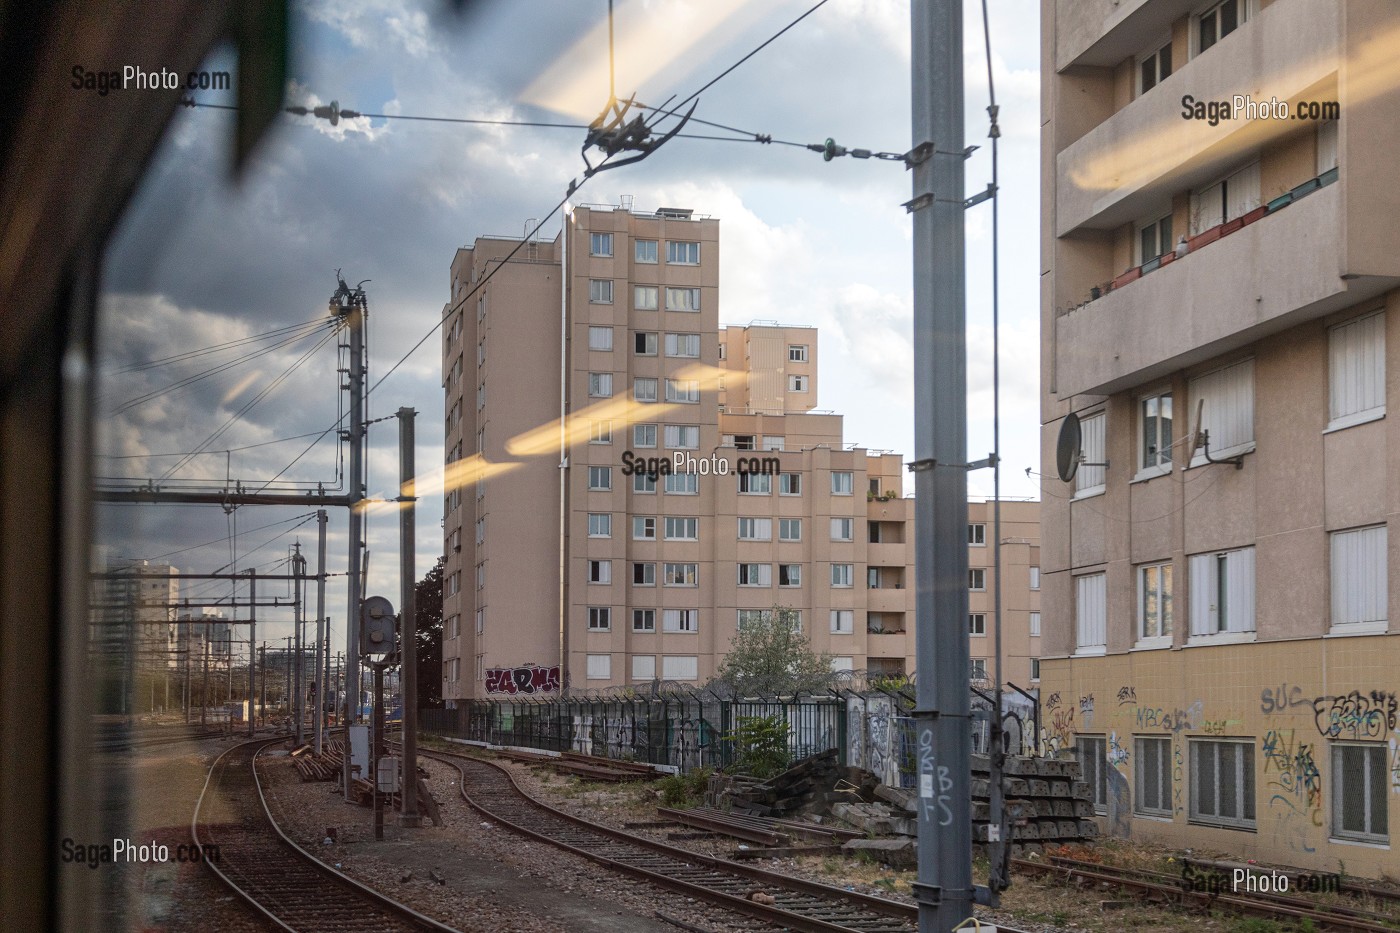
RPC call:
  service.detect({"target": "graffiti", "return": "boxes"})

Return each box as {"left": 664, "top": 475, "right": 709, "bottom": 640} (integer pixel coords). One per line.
{"left": 1260, "top": 684, "right": 1309, "bottom": 715}
{"left": 1108, "top": 731, "right": 1130, "bottom": 769}
{"left": 1106, "top": 767, "right": 1132, "bottom": 838}
{"left": 1264, "top": 728, "right": 1322, "bottom": 853}
{"left": 1135, "top": 700, "right": 1204, "bottom": 734}
{"left": 1391, "top": 739, "right": 1400, "bottom": 795}
{"left": 1117, "top": 686, "right": 1137, "bottom": 706}
{"left": 485, "top": 664, "right": 560, "bottom": 695}
{"left": 867, "top": 697, "right": 897, "bottom": 787}
{"left": 1172, "top": 738, "right": 1184, "bottom": 815}
{"left": 1269, "top": 793, "right": 1319, "bottom": 854}
{"left": 1313, "top": 690, "right": 1398, "bottom": 740}
{"left": 1079, "top": 694, "right": 1095, "bottom": 714}
{"left": 1046, "top": 692, "right": 1062, "bottom": 711}
{"left": 1049, "top": 707, "right": 1076, "bottom": 752}
{"left": 917, "top": 730, "right": 954, "bottom": 826}
{"left": 1202, "top": 719, "right": 1229, "bottom": 736}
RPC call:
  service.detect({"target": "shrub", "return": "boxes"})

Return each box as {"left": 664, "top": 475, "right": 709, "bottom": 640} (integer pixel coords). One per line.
{"left": 659, "top": 767, "right": 712, "bottom": 808}
{"left": 726, "top": 713, "right": 792, "bottom": 779}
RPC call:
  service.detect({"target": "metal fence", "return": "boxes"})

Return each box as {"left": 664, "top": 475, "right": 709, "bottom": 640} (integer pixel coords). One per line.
{"left": 421, "top": 679, "right": 1039, "bottom": 779}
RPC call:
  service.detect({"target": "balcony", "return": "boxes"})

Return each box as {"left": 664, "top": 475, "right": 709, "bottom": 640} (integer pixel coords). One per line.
{"left": 865, "top": 587, "right": 910, "bottom": 614}
{"left": 1055, "top": 0, "right": 1339, "bottom": 235}
{"left": 1054, "top": 180, "right": 1368, "bottom": 398}
{"left": 866, "top": 542, "right": 906, "bottom": 569}
{"left": 866, "top": 633, "right": 908, "bottom": 660}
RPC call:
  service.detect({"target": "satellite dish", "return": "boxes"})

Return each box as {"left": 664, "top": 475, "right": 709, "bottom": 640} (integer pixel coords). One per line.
{"left": 1056, "top": 413, "right": 1081, "bottom": 483}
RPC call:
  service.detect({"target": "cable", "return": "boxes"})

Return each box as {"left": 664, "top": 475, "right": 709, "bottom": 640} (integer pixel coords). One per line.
{"left": 115, "top": 317, "right": 328, "bottom": 374}
{"left": 138, "top": 512, "right": 317, "bottom": 561}
{"left": 95, "top": 429, "right": 346, "bottom": 460}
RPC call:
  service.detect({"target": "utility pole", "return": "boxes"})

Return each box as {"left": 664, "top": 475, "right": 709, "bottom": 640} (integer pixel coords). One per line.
{"left": 248, "top": 570, "right": 256, "bottom": 737}
{"left": 910, "top": 0, "right": 973, "bottom": 929}
{"left": 201, "top": 617, "right": 209, "bottom": 727}
{"left": 333, "top": 279, "right": 368, "bottom": 794}
{"left": 260, "top": 643, "right": 267, "bottom": 726}
{"left": 397, "top": 406, "right": 420, "bottom": 827}
{"left": 293, "top": 542, "right": 306, "bottom": 745}
{"left": 314, "top": 509, "right": 328, "bottom": 755}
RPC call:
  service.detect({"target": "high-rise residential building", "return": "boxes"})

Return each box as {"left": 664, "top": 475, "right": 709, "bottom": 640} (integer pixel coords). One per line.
{"left": 1040, "top": 0, "right": 1400, "bottom": 874}
{"left": 97, "top": 559, "right": 179, "bottom": 674}
{"left": 442, "top": 203, "right": 1041, "bottom": 702}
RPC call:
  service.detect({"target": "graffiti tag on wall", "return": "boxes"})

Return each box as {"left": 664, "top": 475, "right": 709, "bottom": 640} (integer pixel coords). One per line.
{"left": 484, "top": 664, "right": 561, "bottom": 695}
{"left": 1260, "top": 684, "right": 1310, "bottom": 715}
{"left": 1135, "top": 700, "right": 1204, "bottom": 733}
{"left": 1313, "top": 690, "right": 1398, "bottom": 740}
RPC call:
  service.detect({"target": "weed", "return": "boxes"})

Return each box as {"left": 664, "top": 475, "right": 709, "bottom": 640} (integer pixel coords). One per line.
{"left": 659, "top": 767, "right": 712, "bottom": 808}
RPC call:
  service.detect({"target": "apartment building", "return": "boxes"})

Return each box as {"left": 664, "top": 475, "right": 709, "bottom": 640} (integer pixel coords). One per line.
{"left": 1040, "top": 0, "right": 1400, "bottom": 875}
{"left": 441, "top": 204, "right": 1042, "bottom": 701}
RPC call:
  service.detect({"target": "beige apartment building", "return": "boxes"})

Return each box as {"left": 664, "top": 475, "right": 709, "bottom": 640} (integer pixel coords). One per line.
{"left": 441, "top": 204, "right": 1041, "bottom": 702}
{"left": 1040, "top": 0, "right": 1400, "bottom": 875}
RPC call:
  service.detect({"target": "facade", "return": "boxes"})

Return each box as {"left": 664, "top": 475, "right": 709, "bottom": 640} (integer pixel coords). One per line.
{"left": 98, "top": 560, "right": 180, "bottom": 674}
{"left": 441, "top": 204, "right": 1042, "bottom": 701}
{"left": 1040, "top": 0, "right": 1400, "bottom": 874}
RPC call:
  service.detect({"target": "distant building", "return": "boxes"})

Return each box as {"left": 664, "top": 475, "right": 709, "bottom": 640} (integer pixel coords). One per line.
{"left": 1040, "top": 0, "right": 1400, "bottom": 875}
{"left": 441, "top": 203, "right": 1041, "bottom": 701}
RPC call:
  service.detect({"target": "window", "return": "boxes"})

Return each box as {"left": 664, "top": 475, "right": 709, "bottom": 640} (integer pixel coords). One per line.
{"left": 1317, "top": 120, "right": 1339, "bottom": 173}
{"left": 634, "top": 285, "right": 658, "bottom": 310}
{"left": 588, "top": 372, "right": 613, "bottom": 397}
{"left": 664, "top": 379, "right": 700, "bottom": 403}
{"left": 633, "top": 516, "right": 656, "bottom": 540}
{"left": 665, "top": 333, "right": 700, "bottom": 357}
{"left": 762, "top": 436, "right": 784, "bottom": 451}
{"left": 446, "top": 571, "right": 461, "bottom": 596}
{"left": 1189, "top": 359, "right": 1254, "bottom": 463}
{"left": 635, "top": 239, "right": 658, "bottom": 263}
{"left": 1329, "top": 312, "right": 1385, "bottom": 430}
{"left": 589, "top": 421, "right": 612, "bottom": 444}
{"left": 970, "top": 659, "right": 987, "bottom": 681}
{"left": 1189, "top": 547, "right": 1255, "bottom": 637}
{"left": 778, "top": 518, "right": 802, "bottom": 541}
{"left": 476, "top": 383, "right": 485, "bottom": 410}
{"left": 665, "top": 473, "right": 698, "bottom": 494}
{"left": 632, "top": 609, "right": 656, "bottom": 632}
{"left": 1076, "top": 572, "right": 1107, "bottom": 654}
{"left": 589, "top": 279, "right": 613, "bottom": 303}
{"left": 662, "top": 656, "right": 699, "bottom": 681}
{"left": 1076, "top": 411, "right": 1106, "bottom": 495}
{"left": 829, "top": 518, "right": 854, "bottom": 542}
{"left": 475, "top": 609, "right": 485, "bottom": 634}
{"left": 738, "top": 517, "right": 772, "bottom": 541}
{"left": 590, "top": 232, "right": 613, "bottom": 256}
{"left": 968, "top": 523, "right": 986, "bottom": 546}
{"left": 779, "top": 473, "right": 802, "bottom": 495}
{"left": 632, "top": 562, "right": 655, "bottom": 586}
{"left": 663, "top": 562, "right": 697, "bottom": 586}
{"left": 1190, "top": 738, "right": 1255, "bottom": 829}
{"left": 665, "top": 287, "right": 700, "bottom": 312}
{"left": 1190, "top": 162, "right": 1260, "bottom": 234}
{"left": 788, "top": 374, "right": 808, "bottom": 392}
{"left": 664, "top": 424, "right": 698, "bottom": 449}
{"left": 788, "top": 344, "right": 808, "bottom": 362}
{"left": 1030, "top": 658, "right": 1041, "bottom": 681}
{"left": 633, "top": 424, "right": 657, "bottom": 448}
{"left": 1139, "top": 561, "right": 1174, "bottom": 643}
{"left": 738, "top": 473, "right": 771, "bottom": 494}
{"left": 588, "top": 607, "right": 611, "bottom": 631}
{"left": 1140, "top": 392, "right": 1173, "bottom": 473}
{"left": 831, "top": 564, "right": 854, "bottom": 588}
{"left": 1331, "top": 526, "right": 1388, "bottom": 631}
{"left": 731, "top": 434, "right": 755, "bottom": 450}
{"left": 969, "top": 613, "right": 986, "bottom": 636}
{"left": 586, "top": 654, "right": 611, "bottom": 679}
{"left": 1334, "top": 743, "right": 1389, "bottom": 842}
{"left": 587, "top": 513, "right": 612, "bottom": 537}
{"left": 779, "top": 564, "right": 801, "bottom": 587}
{"left": 634, "top": 331, "right": 658, "bottom": 355}
{"left": 474, "top": 518, "right": 486, "bottom": 545}
{"left": 1077, "top": 736, "right": 1108, "bottom": 813}
{"left": 831, "top": 656, "right": 855, "bottom": 672}
{"left": 664, "top": 517, "right": 698, "bottom": 540}
{"left": 737, "top": 563, "right": 771, "bottom": 586}
{"left": 869, "top": 478, "right": 881, "bottom": 497}
{"left": 588, "top": 466, "right": 612, "bottom": 490}
{"left": 632, "top": 378, "right": 658, "bottom": 402}
{"left": 1137, "top": 212, "right": 1173, "bottom": 264}
{"left": 1030, "top": 566, "right": 1041, "bottom": 590}
{"left": 1138, "top": 41, "right": 1172, "bottom": 95}
{"left": 632, "top": 655, "right": 656, "bottom": 680}
{"left": 587, "top": 560, "right": 611, "bottom": 584}
{"left": 969, "top": 568, "right": 986, "bottom": 591}
{"left": 737, "top": 609, "right": 774, "bottom": 630}
{"left": 633, "top": 472, "right": 656, "bottom": 493}
{"left": 1196, "top": 0, "right": 1242, "bottom": 55}
{"left": 476, "top": 563, "right": 486, "bottom": 590}
{"left": 867, "top": 567, "right": 882, "bottom": 589}
{"left": 718, "top": 343, "right": 726, "bottom": 360}
{"left": 1136, "top": 737, "right": 1173, "bottom": 817}
{"left": 663, "top": 609, "right": 698, "bottom": 632}
{"left": 830, "top": 610, "right": 854, "bottom": 634}
{"left": 665, "top": 240, "right": 700, "bottom": 264}
{"left": 1029, "top": 611, "right": 1041, "bottom": 636}
{"left": 831, "top": 471, "right": 853, "bottom": 495}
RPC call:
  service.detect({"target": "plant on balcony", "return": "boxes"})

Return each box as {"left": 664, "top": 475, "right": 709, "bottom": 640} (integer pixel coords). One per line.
{"left": 1112, "top": 266, "right": 1141, "bottom": 289}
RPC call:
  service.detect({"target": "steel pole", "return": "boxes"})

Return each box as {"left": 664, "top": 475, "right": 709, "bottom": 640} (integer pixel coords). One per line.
{"left": 314, "top": 510, "right": 327, "bottom": 755}
{"left": 911, "top": 0, "right": 973, "bottom": 929}
{"left": 372, "top": 662, "right": 384, "bottom": 840}
{"left": 293, "top": 545, "right": 305, "bottom": 745}
{"left": 248, "top": 571, "right": 256, "bottom": 737}
{"left": 342, "top": 288, "right": 366, "bottom": 793}
{"left": 397, "top": 407, "right": 420, "bottom": 826}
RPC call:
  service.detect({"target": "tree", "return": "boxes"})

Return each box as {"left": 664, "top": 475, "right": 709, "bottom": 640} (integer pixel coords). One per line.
{"left": 414, "top": 556, "right": 445, "bottom": 708}
{"left": 711, "top": 607, "right": 834, "bottom": 697}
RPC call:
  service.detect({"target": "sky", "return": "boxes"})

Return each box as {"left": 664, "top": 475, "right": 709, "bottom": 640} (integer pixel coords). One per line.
{"left": 94, "top": 0, "right": 1043, "bottom": 656}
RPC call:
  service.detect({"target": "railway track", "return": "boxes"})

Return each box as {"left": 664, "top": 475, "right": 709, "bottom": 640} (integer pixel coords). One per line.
{"left": 192, "top": 736, "right": 458, "bottom": 932}
{"left": 422, "top": 744, "right": 1035, "bottom": 933}
{"left": 1013, "top": 853, "right": 1400, "bottom": 932}
{"left": 95, "top": 724, "right": 227, "bottom": 752}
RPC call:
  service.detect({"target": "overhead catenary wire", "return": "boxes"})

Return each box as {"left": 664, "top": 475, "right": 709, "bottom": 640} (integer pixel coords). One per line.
{"left": 114, "top": 316, "right": 330, "bottom": 374}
